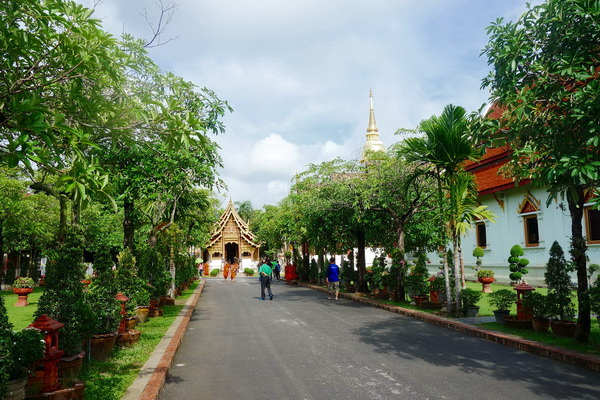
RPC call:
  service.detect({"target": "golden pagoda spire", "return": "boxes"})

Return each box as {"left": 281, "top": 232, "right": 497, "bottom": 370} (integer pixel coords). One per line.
{"left": 360, "top": 88, "right": 385, "bottom": 163}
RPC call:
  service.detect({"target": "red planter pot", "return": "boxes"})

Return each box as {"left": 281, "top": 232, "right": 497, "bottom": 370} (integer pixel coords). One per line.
{"left": 478, "top": 277, "right": 495, "bottom": 293}
{"left": 12, "top": 287, "right": 33, "bottom": 307}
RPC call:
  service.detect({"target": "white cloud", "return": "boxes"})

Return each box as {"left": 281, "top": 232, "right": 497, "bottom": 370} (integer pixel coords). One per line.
{"left": 76, "top": 0, "right": 540, "bottom": 209}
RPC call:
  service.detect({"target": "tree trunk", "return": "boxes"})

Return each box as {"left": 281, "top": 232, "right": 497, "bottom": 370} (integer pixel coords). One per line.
{"left": 318, "top": 249, "right": 325, "bottom": 285}
{"left": 356, "top": 229, "right": 367, "bottom": 293}
{"left": 458, "top": 240, "right": 466, "bottom": 289}
{"left": 58, "top": 195, "right": 68, "bottom": 242}
{"left": 453, "top": 234, "right": 462, "bottom": 314}
{"left": 71, "top": 199, "right": 81, "bottom": 226}
{"left": 394, "top": 229, "right": 406, "bottom": 302}
{"left": 568, "top": 186, "right": 590, "bottom": 342}
{"left": 123, "top": 197, "right": 135, "bottom": 253}
{"left": 302, "top": 242, "right": 309, "bottom": 281}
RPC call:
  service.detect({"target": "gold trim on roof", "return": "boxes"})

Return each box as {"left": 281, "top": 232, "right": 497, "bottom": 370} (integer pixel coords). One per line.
{"left": 207, "top": 200, "right": 259, "bottom": 248}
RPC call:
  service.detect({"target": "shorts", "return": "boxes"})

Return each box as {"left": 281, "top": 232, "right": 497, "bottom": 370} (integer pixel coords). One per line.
{"left": 328, "top": 281, "right": 340, "bottom": 292}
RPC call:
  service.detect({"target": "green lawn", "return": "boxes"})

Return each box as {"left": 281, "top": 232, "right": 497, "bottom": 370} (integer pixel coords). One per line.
{"left": 2, "top": 281, "right": 199, "bottom": 400}
{"left": 1, "top": 286, "right": 44, "bottom": 329}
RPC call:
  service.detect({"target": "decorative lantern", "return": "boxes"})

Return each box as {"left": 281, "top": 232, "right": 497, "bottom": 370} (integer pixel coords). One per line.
{"left": 513, "top": 282, "right": 536, "bottom": 320}
{"left": 28, "top": 314, "right": 64, "bottom": 393}
{"left": 115, "top": 292, "right": 129, "bottom": 334}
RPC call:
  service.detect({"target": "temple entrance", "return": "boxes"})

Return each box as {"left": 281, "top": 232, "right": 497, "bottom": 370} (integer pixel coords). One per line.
{"left": 225, "top": 243, "right": 239, "bottom": 263}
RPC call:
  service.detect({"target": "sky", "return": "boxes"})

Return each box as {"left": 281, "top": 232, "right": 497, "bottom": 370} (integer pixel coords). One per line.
{"left": 77, "top": 0, "right": 540, "bottom": 209}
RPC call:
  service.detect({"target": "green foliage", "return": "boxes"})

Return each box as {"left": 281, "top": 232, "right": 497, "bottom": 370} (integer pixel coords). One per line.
{"left": 4, "top": 260, "right": 16, "bottom": 286}
{"left": 590, "top": 284, "right": 600, "bottom": 315}
{"left": 508, "top": 244, "right": 529, "bottom": 283}
{"left": 210, "top": 269, "right": 219, "bottom": 277}
{"left": 35, "top": 229, "right": 93, "bottom": 356}
{"left": 12, "top": 277, "right": 34, "bottom": 288}
{"left": 523, "top": 292, "right": 552, "bottom": 320}
{"left": 429, "top": 275, "right": 445, "bottom": 293}
{"left": 244, "top": 268, "right": 254, "bottom": 276}
{"left": 461, "top": 288, "right": 482, "bottom": 308}
{"left": 309, "top": 258, "right": 318, "bottom": 282}
{"left": 8, "top": 328, "right": 45, "bottom": 380}
{"left": 545, "top": 241, "right": 575, "bottom": 321}
{"left": 472, "top": 247, "right": 485, "bottom": 258}
{"left": 340, "top": 260, "right": 357, "bottom": 283}
{"left": 174, "top": 253, "right": 196, "bottom": 287}
{"left": 85, "top": 248, "right": 120, "bottom": 335}
{"left": 476, "top": 269, "right": 495, "bottom": 278}
{"left": 137, "top": 247, "right": 170, "bottom": 299}
{"left": 489, "top": 289, "right": 517, "bottom": 311}
{"left": 115, "top": 248, "right": 151, "bottom": 315}
{"left": 404, "top": 253, "right": 429, "bottom": 296}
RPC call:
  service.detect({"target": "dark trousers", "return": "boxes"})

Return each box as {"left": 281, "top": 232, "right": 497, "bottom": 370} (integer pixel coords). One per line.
{"left": 260, "top": 277, "right": 272, "bottom": 299}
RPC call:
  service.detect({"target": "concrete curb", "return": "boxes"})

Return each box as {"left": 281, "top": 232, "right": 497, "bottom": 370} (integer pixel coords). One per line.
{"left": 303, "top": 283, "right": 600, "bottom": 374}
{"left": 121, "top": 279, "right": 205, "bottom": 400}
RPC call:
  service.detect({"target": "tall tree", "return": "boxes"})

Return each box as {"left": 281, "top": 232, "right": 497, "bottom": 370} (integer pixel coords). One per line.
{"left": 481, "top": 0, "right": 600, "bottom": 342}
{"left": 399, "top": 104, "right": 483, "bottom": 312}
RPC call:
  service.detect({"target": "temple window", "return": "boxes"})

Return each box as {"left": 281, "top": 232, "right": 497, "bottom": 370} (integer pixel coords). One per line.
{"left": 476, "top": 221, "right": 487, "bottom": 248}
{"left": 585, "top": 206, "right": 600, "bottom": 244}
{"left": 518, "top": 194, "right": 541, "bottom": 247}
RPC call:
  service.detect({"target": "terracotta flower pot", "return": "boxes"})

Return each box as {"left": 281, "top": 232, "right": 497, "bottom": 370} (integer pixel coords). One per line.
{"left": 90, "top": 333, "right": 117, "bottom": 361}
{"left": 4, "top": 378, "right": 27, "bottom": 400}
{"left": 551, "top": 320, "right": 577, "bottom": 338}
{"left": 478, "top": 277, "right": 495, "bottom": 293}
{"left": 58, "top": 352, "right": 85, "bottom": 384}
{"left": 532, "top": 318, "right": 550, "bottom": 333}
{"left": 136, "top": 306, "right": 150, "bottom": 324}
{"left": 12, "top": 287, "right": 33, "bottom": 307}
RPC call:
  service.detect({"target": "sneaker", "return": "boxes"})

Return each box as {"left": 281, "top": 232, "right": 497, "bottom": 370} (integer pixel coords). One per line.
{"left": 260, "top": 297, "right": 265, "bottom": 300}
{"left": 327, "top": 297, "right": 331, "bottom": 300}
{"left": 269, "top": 295, "right": 273, "bottom": 300}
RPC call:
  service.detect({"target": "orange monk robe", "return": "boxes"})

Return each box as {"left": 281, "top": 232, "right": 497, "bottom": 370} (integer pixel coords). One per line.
{"left": 203, "top": 262, "right": 210, "bottom": 276}
{"left": 223, "top": 263, "right": 230, "bottom": 278}
{"left": 230, "top": 263, "right": 239, "bottom": 279}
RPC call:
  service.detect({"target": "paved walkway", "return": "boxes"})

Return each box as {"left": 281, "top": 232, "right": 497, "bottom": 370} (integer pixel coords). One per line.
{"left": 124, "top": 278, "right": 600, "bottom": 399}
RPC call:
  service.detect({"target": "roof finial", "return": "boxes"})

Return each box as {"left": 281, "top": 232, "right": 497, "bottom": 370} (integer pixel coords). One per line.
{"left": 360, "top": 87, "right": 385, "bottom": 163}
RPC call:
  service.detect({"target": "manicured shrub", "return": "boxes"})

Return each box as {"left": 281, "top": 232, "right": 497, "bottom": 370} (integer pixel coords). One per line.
{"left": 85, "top": 247, "right": 120, "bottom": 335}
{"left": 508, "top": 244, "right": 529, "bottom": 283}
{"left": 489, "top": 289, "right": 516, "bottom": 311}
{"left": 461, "top": 288, "right": 482, "bottom": 308}
{"left": 545, "top": 241, "right": 575, "bottom": 321}
{"left": 210, "top": 268, "right": 220, "bottom": 277}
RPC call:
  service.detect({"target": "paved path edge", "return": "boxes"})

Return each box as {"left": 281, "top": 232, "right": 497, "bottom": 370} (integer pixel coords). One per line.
{"left": 122, "top": 279, "right": 205, "bottom": 400}
{"left": 302, "top": 283, "right": 600, "bottom": 374}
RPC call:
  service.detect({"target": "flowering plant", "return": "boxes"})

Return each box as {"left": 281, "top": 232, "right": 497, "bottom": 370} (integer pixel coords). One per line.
{"left": 12, "top": 277, "right": 35, "bottom": 289}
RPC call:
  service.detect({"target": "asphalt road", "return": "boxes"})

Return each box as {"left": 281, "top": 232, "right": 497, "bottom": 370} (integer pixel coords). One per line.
{"left": 160, "top": 277, "right": 600, "bottom": 400}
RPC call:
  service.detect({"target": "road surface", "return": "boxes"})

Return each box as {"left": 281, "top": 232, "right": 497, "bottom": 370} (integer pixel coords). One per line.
{"left": 160, "top": 277, "right": 600, "bottom": 400}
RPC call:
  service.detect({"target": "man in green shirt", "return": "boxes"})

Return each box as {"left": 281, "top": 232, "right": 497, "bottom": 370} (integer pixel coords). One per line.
{"left": 259, "top": 258, "right": 274, "bottom": 300}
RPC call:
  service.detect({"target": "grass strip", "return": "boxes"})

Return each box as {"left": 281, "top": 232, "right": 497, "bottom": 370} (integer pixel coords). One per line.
{"left": 79, "top": 281, "right": 199, "bottom": 400}
{"left": 1, "top": 287, "right": 44, "bottom": 330}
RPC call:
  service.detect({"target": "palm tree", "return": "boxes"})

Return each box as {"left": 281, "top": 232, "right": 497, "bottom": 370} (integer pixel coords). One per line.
{"left": 398, "top": 104, "right": 482, "bottom": 312}
{"left": 234, "top": 200, "right": 254, "bottom": 223}
{"left": 449, "top": 172, "right": 496, "bottom": 289}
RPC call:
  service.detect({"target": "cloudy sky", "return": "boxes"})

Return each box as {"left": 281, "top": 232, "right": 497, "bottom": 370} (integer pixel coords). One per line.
{"left": 78, "top": 0, "right": 539, "bottom": 209}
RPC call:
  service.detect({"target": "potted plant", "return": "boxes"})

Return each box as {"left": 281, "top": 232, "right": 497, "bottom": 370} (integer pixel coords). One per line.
{"left": 85, "top": 247, "right": 121, "bottom": 361}
{"left": 476, "top": 269, "right": 495, "bottom": 293}
{"left": 522, "top": 292, "right": 552, "bottom": 333}
{"left": 35, "top": 229, "right": 93, "bottom": 384}
{"left": 489, "top": 289, "right": 517, "bottom": 323}
{"left": 340, "top": 260, "right": 357, "bottom": 293}
{"left": 461, "top": 288, "right": 482, "bottom": 317}
{"left": 12, "top": 277, "right": 35, "bottom": 307}
{"left": 428, "top": 275, "right": 445, "bottom": 304}
{"left": 545, "top": 241, "right": 576, "bottom": 338}
{"left": 508, "top": 245, "right": 529, "bottom": 284}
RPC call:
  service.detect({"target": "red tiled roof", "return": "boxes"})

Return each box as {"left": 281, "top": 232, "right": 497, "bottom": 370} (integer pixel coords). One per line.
{"left": 465, "top": 146, "right": 530, "bottom": 195}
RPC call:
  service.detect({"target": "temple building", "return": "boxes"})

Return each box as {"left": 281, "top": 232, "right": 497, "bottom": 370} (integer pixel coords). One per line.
{"left": 204, "top": 200, "right": 260, "bottom": 269}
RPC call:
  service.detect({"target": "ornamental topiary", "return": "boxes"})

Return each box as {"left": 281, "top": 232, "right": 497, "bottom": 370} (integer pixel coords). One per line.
{"left": 461, "top": 288, "right": 482, "bottom": 308}
{"left": 85, "top": 247, "right": 120, "bottom": 335}
{"left": 115, "top": 248, "right": 151, "bottom": 316}
{"left": 545, "top": 241, "right": 575, "bottom": 322}
{"left": 210, "top": 268, "right": 220, "bottom": 277}
{"left": 508, "top": 244, "right": 529, "bottom": 283}
{"left": 473, "top": 246, "right": 485, "bottom": 271}
{"left": 35, "top": 228, "right": 94, "bottom": 357}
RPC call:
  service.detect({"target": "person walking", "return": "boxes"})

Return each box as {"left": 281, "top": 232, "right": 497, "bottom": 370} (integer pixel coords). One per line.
{"left": 274, "top": 260, "right": 281, "bottom": 280}
{"left": 326, "top": 257, "right": 340, "bottom": 300}
{"left": 259, "top": 258, "right": 273, "bottom": 300}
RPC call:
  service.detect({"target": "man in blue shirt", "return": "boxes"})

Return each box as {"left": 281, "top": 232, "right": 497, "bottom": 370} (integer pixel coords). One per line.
{"left": 326, "top": 257, "right": 340, "bottom": 301}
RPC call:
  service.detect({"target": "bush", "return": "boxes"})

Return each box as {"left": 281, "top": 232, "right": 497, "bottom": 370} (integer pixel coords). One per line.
{"left": 115, "top": 248, "right": 151, "bottom": 316}
{"left": 522, "top": 292, "right": 552, "bottom": 320}
{"left": 36, "top": 229, "right": 93, "bottom": 356}
{"left": 244, "top": 268, "right": 254, "bottom": 276}
{"left": 210, "top": 269, "right": 219, "bottom": 277}
{"left": 461, "top": 288, "right": 482, "bottom": 308}
{"left": 489, "top": 289, "right": 516, "bottom": 311}
{"left": 589, "top": 284, "right": 600, "bottom": 315}
{"left": 85, "top": 247, "right": 121, "bottom": 335}
{"left": 404, "top": 252, "right": 429, "bottom": 296}
{"left": 476, "top": 269, "right": 495, "bottom": 278}
{"left": 545, "top": 241, "right": 575, "bottom": 321}
{"left": 12, "top": 277, "right": 35, "bottom": 288}
{"left": 508, "top": 244, "right": 529, "bottom": 283}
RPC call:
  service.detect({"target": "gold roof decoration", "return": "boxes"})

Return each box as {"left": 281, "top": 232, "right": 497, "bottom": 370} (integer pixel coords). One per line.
{"left": 360, "top": 88, "right": 386, "bottom": 163}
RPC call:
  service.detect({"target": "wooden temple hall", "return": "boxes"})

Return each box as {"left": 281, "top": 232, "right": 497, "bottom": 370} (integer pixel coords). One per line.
{"left": 203, "top": 200, "right": 260, "bottom": 267}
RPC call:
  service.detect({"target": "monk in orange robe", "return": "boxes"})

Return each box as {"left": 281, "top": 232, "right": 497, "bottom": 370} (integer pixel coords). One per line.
{"left": 223, "top": 262, "right": 230, "bottom": 280}
{"left": 230, "top": 262, "right": 239, "bottom": 281}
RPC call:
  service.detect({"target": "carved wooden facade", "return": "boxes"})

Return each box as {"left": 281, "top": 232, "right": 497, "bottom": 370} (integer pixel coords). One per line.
{"left": 205, "top": 201, "right": 260, "bottom": 263}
